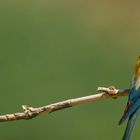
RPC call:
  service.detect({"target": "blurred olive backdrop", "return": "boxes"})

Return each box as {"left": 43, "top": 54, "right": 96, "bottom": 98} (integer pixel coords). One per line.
{"left": 0, "top": 0, "right": 140, "bottom": 140}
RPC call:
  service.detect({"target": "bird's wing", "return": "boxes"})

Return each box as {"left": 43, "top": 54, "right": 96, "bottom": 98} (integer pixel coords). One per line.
{"left": 118, "top": 97, "right": 140, "bottom": 125}
{"left": 119, "top": 76, "right": 140, "bottom": 125}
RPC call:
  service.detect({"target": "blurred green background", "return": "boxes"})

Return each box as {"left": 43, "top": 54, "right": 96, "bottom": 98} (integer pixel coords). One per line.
{"left": 0, "top": 0, "right": 140, "bottom": 139}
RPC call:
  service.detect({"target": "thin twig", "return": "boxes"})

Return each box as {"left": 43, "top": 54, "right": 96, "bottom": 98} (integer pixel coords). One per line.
{"left": 0, "top": 86, "right": 129, "bottom": 122}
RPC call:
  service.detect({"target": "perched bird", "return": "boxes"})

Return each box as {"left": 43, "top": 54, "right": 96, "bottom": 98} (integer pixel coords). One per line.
{"left": 119, "top": 56, "right": 140, "bottom": 140}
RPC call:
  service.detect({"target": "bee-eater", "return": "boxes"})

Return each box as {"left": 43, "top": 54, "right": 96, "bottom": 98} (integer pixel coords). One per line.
{"left": 119, "top": 56, "right": 140, "bottom": 140}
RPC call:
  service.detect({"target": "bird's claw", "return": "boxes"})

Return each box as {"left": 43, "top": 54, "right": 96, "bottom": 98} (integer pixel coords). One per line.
{"left": 97, "top": 86, "right": 118, "bottom": 99}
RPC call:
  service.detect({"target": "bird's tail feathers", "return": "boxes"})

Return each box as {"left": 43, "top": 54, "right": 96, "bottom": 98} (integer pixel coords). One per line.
{"left": 122, "top": 108, "right": 140, "bottom": 140}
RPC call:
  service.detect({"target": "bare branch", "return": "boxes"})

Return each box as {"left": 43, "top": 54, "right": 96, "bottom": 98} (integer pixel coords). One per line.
{"left": 0, "top": 86, "right": 129, "bottom": 122}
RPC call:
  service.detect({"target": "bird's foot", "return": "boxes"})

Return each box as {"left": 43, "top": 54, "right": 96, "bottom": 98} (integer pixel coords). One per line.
{"left": 97, "top": 86, "right": 118, "bottom": 99}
